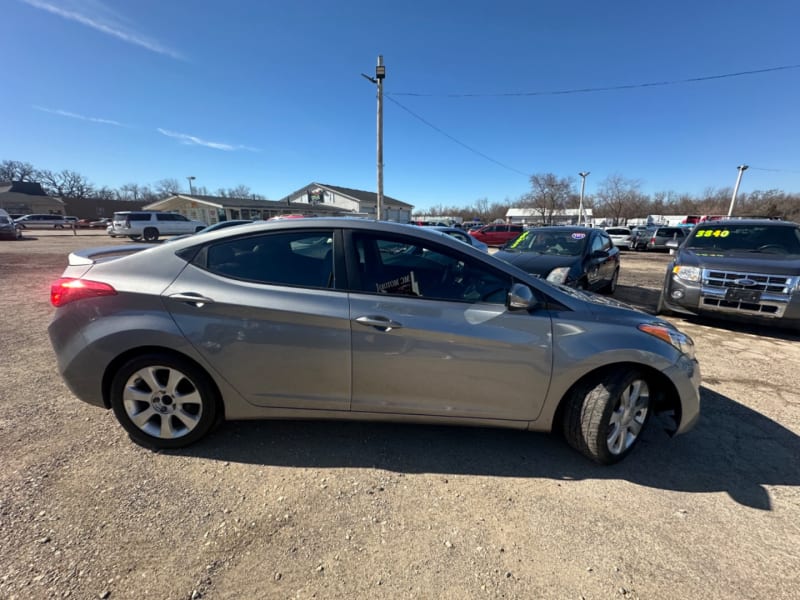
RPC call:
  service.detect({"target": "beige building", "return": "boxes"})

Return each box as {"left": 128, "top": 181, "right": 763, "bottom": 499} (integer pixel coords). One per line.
{"left": 0, "top": 181, "right": 64, "bottom": 215}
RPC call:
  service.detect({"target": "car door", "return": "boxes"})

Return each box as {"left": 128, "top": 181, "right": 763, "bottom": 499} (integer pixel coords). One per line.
{"left": 585, "top": 232, "right": 614, "bottom": 289}
{"left": 345, "top": 230, "right": 553, "bottom": 422}
{"left": 162, "top": 228, "right": 351, "bottom": 411}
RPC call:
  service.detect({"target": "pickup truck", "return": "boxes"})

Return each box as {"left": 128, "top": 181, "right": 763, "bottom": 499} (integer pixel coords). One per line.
{"left": 656, "top": 219, "right": 800, "bottom": 331}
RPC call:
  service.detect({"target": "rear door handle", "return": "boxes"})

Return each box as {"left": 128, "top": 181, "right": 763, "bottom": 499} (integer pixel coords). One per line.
{"left": 168, "top": 292, "right": 215, "bottom": 307}
{"left": 354, "top": 315, "right": 403, "bottom": 332}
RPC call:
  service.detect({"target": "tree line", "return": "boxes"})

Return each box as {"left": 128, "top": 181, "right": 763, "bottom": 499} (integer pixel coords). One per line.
{"left": 4, "top": 158, "right": 798, "bottom": 223}
{"left": 425, "top": 172, "right": 800, "bottom": 224}
{"left": 0, "top": 159, "right": 265, "bottom": 202}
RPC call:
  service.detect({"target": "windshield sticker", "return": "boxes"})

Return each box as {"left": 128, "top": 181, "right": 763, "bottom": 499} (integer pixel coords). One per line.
{"left": 508, "top": 230, "right": 530, "bottom": 249}
{"left": 376, "top": 271, "right": 420, "bottom": 296}
{"left": 571, "top": 233, "right": 586, "bottom": 239}
{"left": 695, "top": 229, "right": 730, "bottom": 238}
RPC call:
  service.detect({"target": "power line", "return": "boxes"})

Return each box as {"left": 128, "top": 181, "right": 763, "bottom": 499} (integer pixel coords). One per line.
{"left": 384, "top": 95, "right": 531, "bottom": 177}
{"left": 749, "top": 166, "right": 800, "bottom": 174}
{"left": 387, "top": 63, "right": 800, "bottom": 98}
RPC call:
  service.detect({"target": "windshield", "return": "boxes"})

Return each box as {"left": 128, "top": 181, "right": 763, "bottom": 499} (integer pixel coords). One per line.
{"left": 686, "top": 224, "right": 800, "bottom": 254}
{"left": 505, "top": 230, "right": 587, "bottom": 256}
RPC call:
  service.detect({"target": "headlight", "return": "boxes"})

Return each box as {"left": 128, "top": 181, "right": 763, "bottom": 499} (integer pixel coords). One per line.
{"left": 638, "top": 323, "right": 696, "bottom": 359}
{"left": 673, "top": 265, "right": 701, "bottom": 282}
{"left": 546, "top": 266, "right": 570, "bottom": 284}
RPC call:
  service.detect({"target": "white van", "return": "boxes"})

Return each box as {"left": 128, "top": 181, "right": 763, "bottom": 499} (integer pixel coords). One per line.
{"left": 14, "top": 214, "right": 67, "bottom": 229}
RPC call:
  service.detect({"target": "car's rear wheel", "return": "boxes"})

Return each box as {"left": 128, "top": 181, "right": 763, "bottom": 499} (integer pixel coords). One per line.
{"left": 110, "top": 354, "right": 219, "bottom": 449}
{"left": 600, "top": 268, "right": 619, "bottom": 295}
{"left": 562, "top": 369, "right": 651, "bottom": 464}
{"left": 143, "top": 227, "right": 159, "bottom": 242}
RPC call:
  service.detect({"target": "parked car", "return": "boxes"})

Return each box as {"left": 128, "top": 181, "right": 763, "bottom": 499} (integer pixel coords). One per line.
{"left": 13, "top": 214, "right": 67, "bottom": 229}
{"left": 89, "top": 218, "right": 112, "bottom": 228}
{"left": 468, "top": 223, "right": 525, "bottom": 246}
{"left": 493, "top": 226, "right": 620, "bottom": 293}
{"left": 49, "top": 218, "right": 700, "bottom": 464}
{"left": 0, "top": 209, "right": 22, "bottom": 240}
{"left": 646, "top": 227, "right": 689, "bottom": 251}
{"left": 107, "top": 211, "right": 207, "bottom": 242}
{"left": 605, "top": 227, "right": 633, "bottom": 250}
{"left": 630, "top": 226, "right": 657, "bottom": 250}
{"left": 166, "top": 219, "right": 254, "bottom": 242}
{"left": 657, "top": 219, "right": 800, "bottom": 331}
{"left": 429, "top": 225, "right": 489, "bottom": 252}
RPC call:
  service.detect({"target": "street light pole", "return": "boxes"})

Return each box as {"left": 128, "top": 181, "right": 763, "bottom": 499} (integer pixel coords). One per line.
{"left": 362, "top": 55, "right": 386, "bottom": 221}
{"left": 578, "top": 172, "right": 590, "bottom": 226}
{"left": 187, "top": 176, "right": 196, "bottom": 196}
{"left": 727, "top": 165, "right": 748, "bottom": 217}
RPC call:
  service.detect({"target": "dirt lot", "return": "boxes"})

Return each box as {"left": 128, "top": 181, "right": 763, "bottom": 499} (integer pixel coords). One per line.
{"left": 1, "top": 231, "right": 798, "bottom": 599}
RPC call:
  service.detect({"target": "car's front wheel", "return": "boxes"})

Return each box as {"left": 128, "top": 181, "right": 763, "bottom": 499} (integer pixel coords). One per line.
{"left": 110, "top": 353, "right": 219, "bottom": 449}
{"left": 562, "top": 369, "right": 651, "bottom": 464}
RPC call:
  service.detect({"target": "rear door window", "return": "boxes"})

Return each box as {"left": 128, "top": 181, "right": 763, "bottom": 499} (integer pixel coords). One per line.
{"left": 200, "top": 230, "right": 335, "bottom": 288}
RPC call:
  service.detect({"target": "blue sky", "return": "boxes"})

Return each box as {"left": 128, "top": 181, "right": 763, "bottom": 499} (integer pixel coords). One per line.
{"left": 3, "top": 0, "right": 799, "bottom": 210}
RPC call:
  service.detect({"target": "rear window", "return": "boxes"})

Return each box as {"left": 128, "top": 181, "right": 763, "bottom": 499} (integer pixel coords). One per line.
{"left": 129, "top": 214, "right": 152, "bottom": 221}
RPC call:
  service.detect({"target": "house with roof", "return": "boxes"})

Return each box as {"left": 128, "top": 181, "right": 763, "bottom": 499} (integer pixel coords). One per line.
{"left": 281, "top": 183, "right": 414, "bottom": 222}
{"left": 0, "top": 181, "right": 65, "bottom": 215}
{"left": 143, "top": 193, "right": 351, "bottom": 225}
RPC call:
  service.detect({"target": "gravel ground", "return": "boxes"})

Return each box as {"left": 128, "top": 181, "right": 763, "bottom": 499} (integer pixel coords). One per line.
{"left": 1, "top": 230, "right": 798, "bottom": 599}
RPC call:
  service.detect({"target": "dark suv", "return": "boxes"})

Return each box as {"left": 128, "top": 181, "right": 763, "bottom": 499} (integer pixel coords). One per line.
{"left": 657, "top": 219, "right": 800, "bottom": 330}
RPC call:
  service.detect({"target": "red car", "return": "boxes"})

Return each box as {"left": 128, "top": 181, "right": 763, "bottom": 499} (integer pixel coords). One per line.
{"left": 469, "top": 223, "right": 525, "bottom": 247}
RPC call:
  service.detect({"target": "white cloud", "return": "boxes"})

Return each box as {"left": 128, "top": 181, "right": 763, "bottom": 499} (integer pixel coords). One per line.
{"left": 21, "top": 0, "right": 183, "bottom": 60}
{"left": 33, "top": 105, "right": 125, "bottom": 126}
{"left": 157, "top": 128, "right": 259, "bottom": 152}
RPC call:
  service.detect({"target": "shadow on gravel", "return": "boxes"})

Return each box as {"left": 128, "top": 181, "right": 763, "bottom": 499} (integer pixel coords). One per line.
{"left": 613, "top": 284, "right": 660, "bottom": 313}
{"left": 171, "top": 386, "right": 799, "bottom": 511}
{"left": 670, "top": 314, "right": 800, "bottom": 342}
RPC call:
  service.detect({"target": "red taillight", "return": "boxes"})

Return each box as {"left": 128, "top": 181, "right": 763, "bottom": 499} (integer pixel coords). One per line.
{"left": 650, "top": 236, "right": 656, "bottom": 243}
{"left": 51, "top": 278, "right": 117, "bottom": 307}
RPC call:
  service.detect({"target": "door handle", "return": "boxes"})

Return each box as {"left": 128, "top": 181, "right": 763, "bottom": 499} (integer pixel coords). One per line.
{"left": 168, "top": 292, "right": 215, "bottom": 307}
{"left": 354, "top": 315, "right": 403, "bottom": 332}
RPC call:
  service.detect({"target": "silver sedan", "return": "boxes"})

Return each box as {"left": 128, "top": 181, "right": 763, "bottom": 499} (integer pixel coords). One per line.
{"left": 49, "top": 219, "right": 700, "bottom": 464}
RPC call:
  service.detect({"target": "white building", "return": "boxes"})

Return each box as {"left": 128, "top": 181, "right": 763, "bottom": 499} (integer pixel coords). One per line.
{"left": 281, "top": 183, "right": 414, "bottom": 222}
{"left": 505, "top": 207, "right": 594, "bottom": 226}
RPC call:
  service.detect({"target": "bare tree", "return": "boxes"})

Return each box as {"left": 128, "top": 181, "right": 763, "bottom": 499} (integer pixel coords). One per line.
{"left": 117, "top": 183, "right": 141, "bottom": 201}
{"left": 95, "top": 186, "right": 116, "bottom": 201}
{"left": 1, "top": 160, "right": 36, "bottom": 182}
{"left": 595, "top": 174, "right": 642, "bottom": 225}
{"left": 36, "top": 169, "right": 94, "bottom": 198}
{"left": 155, "top": 178, "right": 182, "bottom": 198}
{"left": 227, "top": 185, "right": 252, "bottom": 199}
{"left": 522, "top": 173, "right": 573, "bottom": 224}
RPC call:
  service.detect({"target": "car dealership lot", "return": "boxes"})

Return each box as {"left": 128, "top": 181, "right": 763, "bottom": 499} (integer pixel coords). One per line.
{"left": 1, "top": 230, "right": 798, "bottom": 599}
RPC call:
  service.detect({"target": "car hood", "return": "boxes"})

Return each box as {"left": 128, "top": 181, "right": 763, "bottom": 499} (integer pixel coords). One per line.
{"left": 678, "top": 248, "right": 800, "bottom": 274}
{"left": 493, "top": 251, "right": 580, "bottom": 275}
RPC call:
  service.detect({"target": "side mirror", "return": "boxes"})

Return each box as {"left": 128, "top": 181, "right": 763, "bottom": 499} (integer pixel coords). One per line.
{"left": 591, "top": 249, "right": 608, "bottom": 258}
{"left": 665, "top": 239, "right": 679, "bottom": 249}
{"left": 507, "top": 283, "right": 538, "bottom": 311}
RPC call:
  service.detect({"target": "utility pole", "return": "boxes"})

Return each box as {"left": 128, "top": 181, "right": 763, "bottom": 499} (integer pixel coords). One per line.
{"left": 727, "top": 164, "right": 748, "bottom": 217}
{"left": 578, "top": 172, "right": 590, "bottom": 226}
{"left": 187, "top": 176, "right": 196, "bottom": 196}
{"left": 362, "top": 55, "right": 386, "bottom": 220}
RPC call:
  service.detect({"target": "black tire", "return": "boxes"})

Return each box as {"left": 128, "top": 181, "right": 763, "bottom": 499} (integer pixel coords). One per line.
{"left": 562, "top": 369, "right": 652, "bottom": 464}
{"left": 142, "top": 227, "right": 159, "bottom": 242}
{"left": 110, "top": 353, "right": 219, "bottom": 449}
{"left": 600, "top": 268, "right": 619, "bottom": 295}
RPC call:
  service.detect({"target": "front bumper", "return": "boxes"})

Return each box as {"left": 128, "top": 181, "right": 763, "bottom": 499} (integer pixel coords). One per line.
{"left": 663, "top": 270, "right": 800, "bottom": 323}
